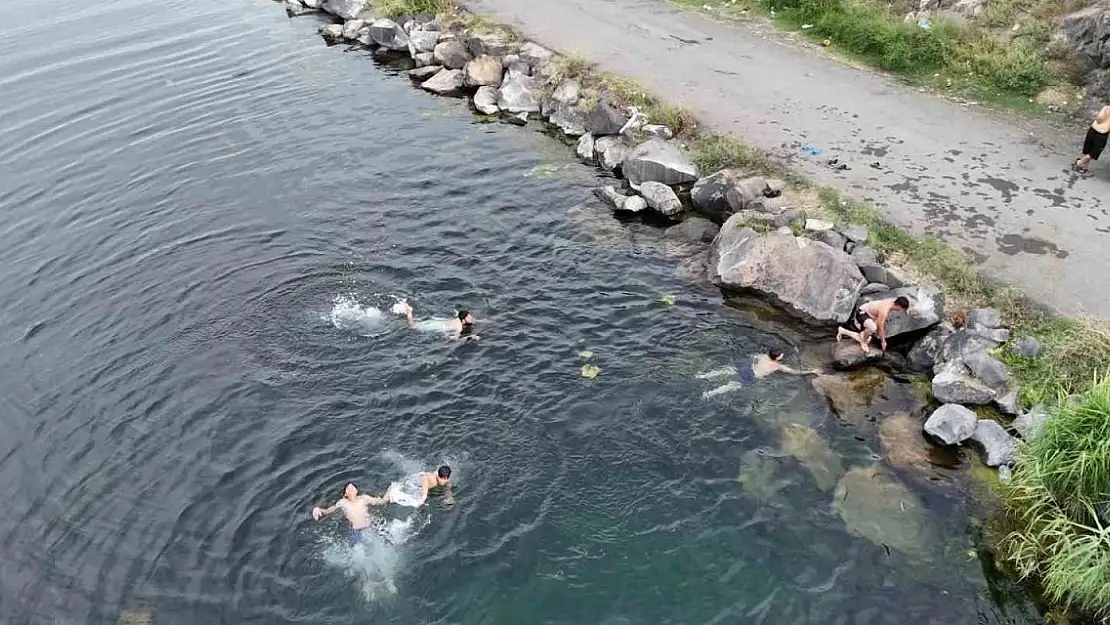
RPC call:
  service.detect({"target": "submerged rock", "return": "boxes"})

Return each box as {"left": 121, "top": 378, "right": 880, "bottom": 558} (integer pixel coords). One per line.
{"left": 932, "top": 361, "right": 995, "bottom": 405}
{"left": 433, "top": 40, "right": 471, "bottom": 69}
{"left": 924, "top": 403, "right": 977, "bottom": 445}
{"left": 323, "top": 0, "right": 370, "bottom": 19}
{"left": 621, "top": 138, "right": 698, "bottom": 188}
{"left": 639, "top": 181, "right": 683, "bottom": 217}
{"left": 811, "top": 369, "right": 888, "bottom": 426}
{"left": 497, "top": 71, "right": 542, "bottom": 113}
{"left": 593, "top": 186, "right": 628, "bottom": 210}
{"left": 117, "top": 608, "right": 155, "bottom": 625}
{"left": 833, "top": 465, "right": 929, "bottom": 555}
{"left": 420, "top": 68, "right": 465, "bottom": 95}
{"left": 738, "top": 449, "right": 791, "bottom": 504}
{"left": 665, "top": 217, "right": 719, "bottom": 244}
{"left": 971, "top": 419, "right": 1017, "bottom": 467}
{"left": 880, "top": 413, "right": 933, "bottom": 471}
{"left": 709, "top": 226, "right": 864, "bottom": 326}
{"left": 472, "top": 85, "right": 500, "bottom": 115}
{"left": 781, "top": 422, "right": 844, "bottom": 492}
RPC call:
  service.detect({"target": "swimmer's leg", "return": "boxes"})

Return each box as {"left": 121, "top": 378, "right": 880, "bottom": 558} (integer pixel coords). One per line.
{"left": 703, "top": 380, "right": 743, "bottom": 398}
{"left": 697, "top": 365, "right": 738, "bottom": 380}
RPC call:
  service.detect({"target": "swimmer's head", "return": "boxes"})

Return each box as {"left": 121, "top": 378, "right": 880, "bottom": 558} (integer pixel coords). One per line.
{"left": 436, "top": 465, "right": 452, "bottom": 486}
{"left": 893, "top": 296, "right": 910, "bottom": 312}
{"left": 344, "top": 483, "right": 358, "bottom": 498}
{"left": 457, "top": 310, "right": 473, "bottom": 325}
{"left": 768, "top": 349, "right": 784, "bottom": 361}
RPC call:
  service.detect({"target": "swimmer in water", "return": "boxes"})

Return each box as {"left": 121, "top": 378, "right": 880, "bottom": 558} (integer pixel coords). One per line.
{"left": 310, "top": 483, "right": 390, "bottom": 545}
{"left": 416, "top": 465, "right": 454, "bottom": 507}
{"left": 699, "top": 349, "right": 817, "bottom": 398}
{"left": 403, "top": 303, "right": 475, "bottom": 340}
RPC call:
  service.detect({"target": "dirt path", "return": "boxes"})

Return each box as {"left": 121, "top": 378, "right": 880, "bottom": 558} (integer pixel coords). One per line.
{"left": 465, "top": 0, "right": 1110, "bottom": 318}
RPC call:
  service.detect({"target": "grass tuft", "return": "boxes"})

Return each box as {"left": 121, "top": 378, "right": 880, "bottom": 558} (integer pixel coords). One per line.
{"left": 374, "top": 0, "right": 451, "bottom": 18}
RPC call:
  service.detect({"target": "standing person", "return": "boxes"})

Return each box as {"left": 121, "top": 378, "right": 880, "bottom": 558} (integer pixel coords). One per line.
{"left": 310, "top": 483, "right": 391, "bottom": 545}
{"left": 1074, "top": 105, "right": 1110, "bottom": 173}
{"left": 836, "top": 296, "right": 910, "bottom": 354}
{"left": 403, "top": 302, "right": 475, "bottom": 339}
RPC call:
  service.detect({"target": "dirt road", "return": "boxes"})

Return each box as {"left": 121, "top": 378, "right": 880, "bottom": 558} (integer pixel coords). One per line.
{"left": 466, "top": 0, "right": 1109, "bottom": 317}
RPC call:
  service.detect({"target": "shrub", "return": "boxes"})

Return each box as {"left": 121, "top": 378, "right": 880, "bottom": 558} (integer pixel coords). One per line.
{"left": 999, "top": 378, "right": 1110, "bottom": 618}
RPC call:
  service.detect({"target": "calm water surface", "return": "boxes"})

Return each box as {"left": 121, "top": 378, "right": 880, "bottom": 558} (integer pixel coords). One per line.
{"left": 0, "top": 0, "right": 1037, "bottom": 623}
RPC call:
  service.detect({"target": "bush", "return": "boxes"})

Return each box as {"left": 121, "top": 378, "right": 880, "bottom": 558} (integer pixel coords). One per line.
{"left": 999, "top": 378, "right": 1110, "bottom": 618}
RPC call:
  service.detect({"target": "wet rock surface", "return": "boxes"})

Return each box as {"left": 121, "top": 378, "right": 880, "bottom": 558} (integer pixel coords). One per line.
{"left": 924, "top": 403, "right": 977, "bottom": 445}
{"left": 833, "top": 465, "right": 929, "bottom": 556}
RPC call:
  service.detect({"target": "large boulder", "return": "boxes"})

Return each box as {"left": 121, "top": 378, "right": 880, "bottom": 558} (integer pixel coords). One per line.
{"left": 586, "top": 99, "right": 630, "bottom": 136}
{"left": 622, "top": 138, "right": 699, "bottom": 188}
{"left": 593, "top": 136, "right": 627, "bottom": 171}
{"left": 665, "top": 217, "right": 719, "bottom": 244}
{"left": 467, "top": 31, "right": 519, "bottom": 57}
{"left": 518, "top": 41, "right": 554, "bottom": 66}
{"left": 860, "top": 285, "right": 944, "bottom": 339}
{"left": 831, "top": 341, "right": 887, "bottom": 369}
{"left": 323, "top": 0, "right": 370, "bottom": 19}
{"left": 433, "top": 40, "right": 471, "bottom": 69}
{"left": 963, "top": 350, "right": 1010, "bottom": 390}
{"left": 690, "top": 169, "right": 744, "bottom": 222}
{"left": 420, "top": 69, "right": 465, "bottom": 95}
{"left": 833, "top": 465, "right": 929, "bottom": 556}
{"left": 464, "top": 55, "right": 503, "bottom": 87}
{"left": 932, "top": 361, "right": 996, "bottom": 404}
{"left": 709, "top": 226, "right": 864, "bottom": 326}
{"left": 907, "top": 323, "right": 954, "bottom": 370}
{"left": 472, "top": 86, "right": 500, "bottom": 115}
{"left": 966, "top": 307, "right": 1002, "bottom": 329}
{"left": 781, "top": 423, "right": 844, "bottom": 492}
{"left": 407, "top": 30, "right": 440, "bottom": 55}
{"left": 1061, "top": 3, "right": 1110, "bottom": 71}
{"left": 341, "top": 19, "right": 366, "bottom": 40}
{"left": 497, "top": 71, "right": 542, "bottom": 113}
{"left": 368, "top": 19, "right": 409, "bottom": 51}
{"left": 880, "top": 413, "right": 934, "bottom": 472}
{"left": 639, "top": 181, "right": 683, "bottom": 217}
{"left": 576, "top": 133, "right": 595, "bottom": 164}
{"left": 971, "top": 420, "right": 1018, "bottom": 467}
{"left": 548, "top": 102, "right": 588, "bottom": 136}
{"left": 924, "top": 403, "right": 977, "bottom": 445}
{"left": 938, "top": 327, "right": 999, "bottom": 365}
{"left": 724, "top": 176, "right": 772, "bottom": 214}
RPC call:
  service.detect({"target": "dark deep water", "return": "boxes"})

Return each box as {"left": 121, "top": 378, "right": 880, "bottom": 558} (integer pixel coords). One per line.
{"left": 0, "top": 0, "right": 1039, "bottom": 623}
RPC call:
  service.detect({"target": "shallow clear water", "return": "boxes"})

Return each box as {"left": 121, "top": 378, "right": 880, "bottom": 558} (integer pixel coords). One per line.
{"left": 0, "top": 0, "right": 1037, "bottom": 623}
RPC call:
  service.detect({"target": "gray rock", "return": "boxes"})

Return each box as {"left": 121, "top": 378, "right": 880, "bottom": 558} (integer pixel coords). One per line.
{"left": 860, "top": 283, "right": 890, "bottom": 296}
{"left": 463, "top": 55, "right": 503, "bottom": 87}
{"left": 963, "top": 351, "right": 1010, "bottom": 389}
{"left": 353, "top": 5, "right": 379, "bottom": 20}
{"left": 924, "top": 403, "right": 977, "bottom": 445}
{"left": 966, "top": 307, "right": 1002, "bottom": 329}
{"left": 342, "top": 19, "right": 366, "bottom": 40}
{"left": 932, "top": 361, "right": 996, "bottom": 405}
{"left": 419, "top": 68, "right": 465, "bottom": 95}
{"left": 691, "top": 170, "right": 742, "bottom": 222}
{"left": 518, "top": 41, "right": 553, "bottom": 66}
{"left": 467, "top": 31, "right": 518, "bottom": 58}
{"left": 969, "top": 324, "right": 1011, "bottom": 344}
{"left": 576, "top": 133, "right": 595, "bottom": 164}
{"left": 501, "top": 54, "right": 521, "bottom": 69}
{"left": 551, "top": 80, "right": 580, "bottom": 105}
{"left": 1013, "top": 404, "right": 1050, "bottom": 440}
{"left": 1011, "top": 335, "right": 1042, "bottom": 358}
{"left": 548, "top": 102, "right": 587, "bottom": 136}
{"left": 505, "top": 111, "right": 529, "bottom": 126}
{"left": 433, "top": 40, "right": 471, "bottom": 69}
{"left": 1061, "top": 3, "right": 1110, "bottom": 70}
{"left": 999, "top": 464, "right": 1012, "bottom": 483}
{"left": 472, "top": 86, "right": 500, "bottom": 115}
{"left": 622, "top": 139, "right": 698, "bottom": 188}
{"left": 832, "top": 341, "right": 886, "bottom": 368}
{"left": 666, "top": 217, "right": 719, "bottom": 243}
{"left": 850, "top": 245, "right": 880, "bottom": 266}
{"left": 586, "top": 99, "right": 630, "bottom": 136}
{"left": 841, "top": 225, "right": 869, "bottom": 243}
{"left": 859, "top": 264, "right": 888, "bottom": 285}
{"left": 497, "top": 71, "right": 542, "bottom": 113}
{"left": 773, "top": 208, "right": 806, "bottom": 228}
{"left": 407, "top": 30, "right": 439, "bottom": 54}
{"left": 996, "top": 389, "right": 1020, "bottom": 416}
{"left": 320, "top": 23, "right": 345, "bottom": 43}
{"left": 286, "top": 0, "right": 317, "bottom": 17}
{"left": 833, "top": 465, "right": 930, "bottom": 556}
{"left": 594, "top": 136, "right": 628, "bottom": 171}
{"left": 408, "top": 64, "right": 443, "bottom": 81}
{"left": 323, "top": 0, "right": 370, "bottom": 19}
{"left": 623, "top": 195, "right": 648, "bottom": 212}
{"left": 818, "top": 229, "right": 848, "bottom": 252}
{"left": 412, "top": 51, "right": 435, "bottom": 67}
{"left": 640, "top": 181, "right": 683, "bottom": 217}
{"left": 724, "top": 177, "right": 770, "bottom": 214}
{"left": 303, "top": 0, "right": 324, "bottom": 8}
{"left": 642, "top": 124, "right": 674, "bottom": 140}
{"left": 907, "top": 323, "right": 954, "bottom": 370}
{"left": 593, "top": 185, "right": 627, "bottom": 210}
{"left": 971, "top": 420, "right": 1018, "bottom": 467}
{"left": 804, "top": 219, "right": 834, "bottom": 232}
{"left": 861, "top": 285, "right": 944, "bottom": 339}
{"left": 881, "top": 265, "right": 908, "bottom": 289}
{"left": 939, "top": 327, "right": 999, "bottom": 365}
{"left": 368, "top": 18, "right": 408, "bottom": 50}
{"left": 709, "top": 226, "right": 865, "bottom": 325}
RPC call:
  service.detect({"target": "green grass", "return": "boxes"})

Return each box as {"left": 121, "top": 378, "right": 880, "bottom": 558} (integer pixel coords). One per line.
{"left": 1000, "top": 317, "right": 1110, "bottom": 406}
{"left": 998, "top": 378, "right": 1110, "bottom": 618}
{"left": 688, "top": 133, "right": 792, "bottom": 178}
{"left": 373, "top": 0, "right": 450, "bottom": 18}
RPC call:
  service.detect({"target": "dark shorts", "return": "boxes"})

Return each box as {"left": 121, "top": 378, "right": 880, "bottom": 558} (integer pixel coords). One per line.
{"left": 347, "top": 527, "right": 374, "bottom": 547}
{"left": 738, "top": 365, "right": 757, "bottom": 385}
{"left": 849, "top": 309, "right": 872, "bottom": 332}
{"left": 1083, "top": 127, "right": 1109, "bottom": 160}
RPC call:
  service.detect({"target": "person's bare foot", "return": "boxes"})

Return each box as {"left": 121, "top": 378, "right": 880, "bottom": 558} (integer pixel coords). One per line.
{"left": 835, "top": 328, "right": 844, "bottom": 342}
{"left": 859, "top": 341, "right": 870, "bottom": 354}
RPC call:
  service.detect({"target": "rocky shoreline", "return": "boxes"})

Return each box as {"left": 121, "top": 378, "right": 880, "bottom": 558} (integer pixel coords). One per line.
{"left": 279, "top": 0, "right": 1050, "bottom": 550}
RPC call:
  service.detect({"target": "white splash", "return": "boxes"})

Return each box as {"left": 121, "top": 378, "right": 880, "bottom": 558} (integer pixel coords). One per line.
{"left": 327, "top": 295, "right": 386, "bottom": 336}
{"left": 386, "top": 474, "right": 427, "bottom": 508}
{"left": 320, "top": 515, "right": 428, "bottom": 601}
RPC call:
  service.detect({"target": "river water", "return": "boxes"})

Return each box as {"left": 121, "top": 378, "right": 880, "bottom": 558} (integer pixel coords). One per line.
{"left": 0, "top": 0, "right": 1038, "bottom": 623}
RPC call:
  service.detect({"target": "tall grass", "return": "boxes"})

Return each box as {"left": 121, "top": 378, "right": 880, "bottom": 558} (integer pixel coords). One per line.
{"left": 374, "top": 0, "right": 450, "bottom": 18}
{"left": 999, "top": 377, "right": 1110, "bottom": 618}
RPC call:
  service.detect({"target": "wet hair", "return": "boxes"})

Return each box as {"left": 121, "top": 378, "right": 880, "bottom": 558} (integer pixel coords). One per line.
{"left": 894, "top": 296, "right": 910, "bottom": 309}
{"left": 768, "top": 349, "right": 784, "bottom": 360}
{"left": 457, "top": 310, "right": 471, "bottom": 322}
{"left": 437, "top": 465, "right": 451, "bottom": 479}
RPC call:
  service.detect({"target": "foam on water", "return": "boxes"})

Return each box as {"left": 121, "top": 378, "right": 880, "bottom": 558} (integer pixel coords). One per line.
{"left": 320, "top": 515, "right": 427, "bottom": 601}
{"left": 326, "top": 294, "right": 387, "bottom": 336}
{"left": 386, "top": 474, "right": 427, "bottom": 508}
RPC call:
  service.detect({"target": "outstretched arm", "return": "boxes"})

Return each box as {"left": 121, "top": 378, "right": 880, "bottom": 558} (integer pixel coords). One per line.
{"left": 876, "top": 315, "right": 889, "bottom": 351}
{"left": 404, "top": 303, "right": 415, "bottom": 328}
{"left": 311, "top": 500, "right": 340, "bottom": 521}
{"left": 365, "top": 494, "right": 390, "bottom": 505}
{"left": 777, "top": 364, "right": 818, "bottom": 376}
